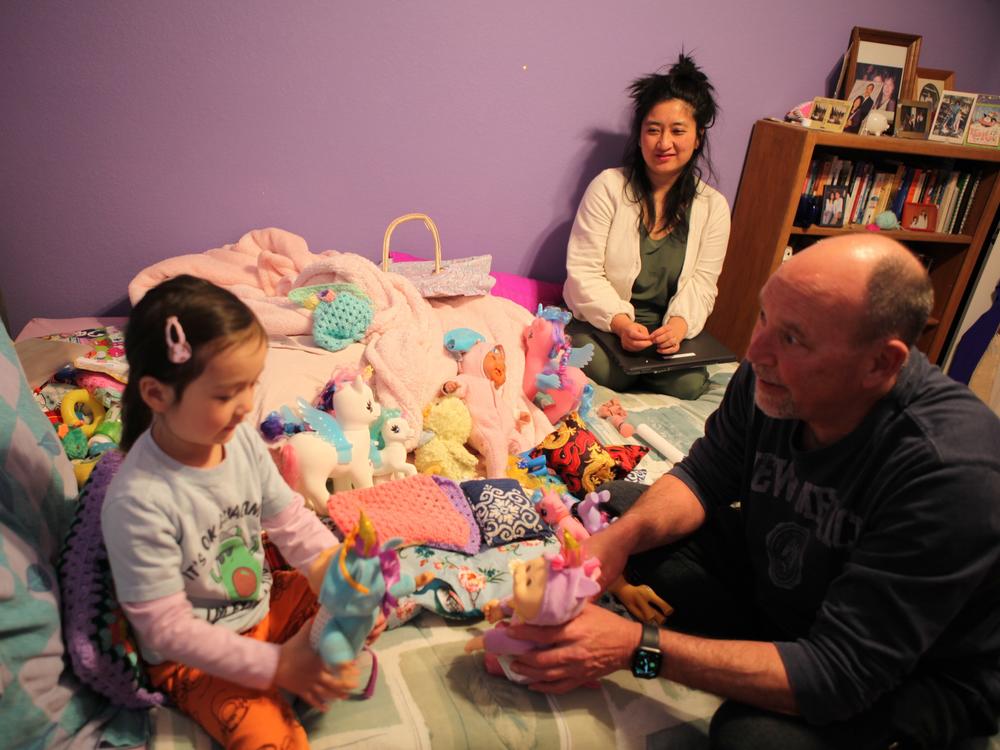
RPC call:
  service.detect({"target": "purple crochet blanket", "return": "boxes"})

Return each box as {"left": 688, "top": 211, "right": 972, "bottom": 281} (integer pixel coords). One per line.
{"left": 59, "top": 450, "right": 167, "bottom": 709}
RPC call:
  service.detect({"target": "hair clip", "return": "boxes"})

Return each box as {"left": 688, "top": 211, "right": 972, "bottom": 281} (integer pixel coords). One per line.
{"left": 165, "top": 316, "right": 192, "bottom": 364}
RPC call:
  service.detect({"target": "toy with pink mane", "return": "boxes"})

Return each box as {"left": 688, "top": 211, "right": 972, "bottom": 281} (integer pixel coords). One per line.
{"left": 522, "top": 305, "right": 593, "bottom": 424}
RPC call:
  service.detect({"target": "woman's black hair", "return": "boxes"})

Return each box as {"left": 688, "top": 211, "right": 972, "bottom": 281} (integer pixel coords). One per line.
{"left": 622, "top": 53, "right": 718, "bottom": 236}
{"left": 120, "top": 274, "right": 266, "bottom": 450}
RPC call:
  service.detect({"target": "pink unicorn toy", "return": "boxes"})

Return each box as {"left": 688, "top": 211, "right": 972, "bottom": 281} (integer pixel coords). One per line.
{"left": 532, "top": 489, "right": 674, "bottom": 626}
{"left": 522, "top": 305, "right": 593, "bottom": 424}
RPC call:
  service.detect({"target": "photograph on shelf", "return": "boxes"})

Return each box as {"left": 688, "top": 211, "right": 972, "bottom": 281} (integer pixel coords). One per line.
{"left": 895, "top": 99, "right": 932, "bottom": 139}
{"left": 810, "top": 97, "right": 850, "bottom": 132}
{"left": 843, "top": 80, "right": 883, "bottom": 134}
{"left": 902, "top": 202, "right": 938, "bottom": 232}
{"left": 838, "top": 28, "right": 922, "bottom": 135}
{"left": 915, "top": 68, "right": 955, "bottom": 116}
{"left": 964, "top": 94, "right": 1000, "bottom": 148}
{"left": 929, "top": 91, "right": 978, "bottom": 144}
{"left": 819, "top": 185, "right": 848, "bottom": 228}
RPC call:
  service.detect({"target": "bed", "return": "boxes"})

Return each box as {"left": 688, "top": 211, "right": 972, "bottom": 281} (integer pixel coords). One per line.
{"left": 3, "top": 228, "right": 739, "bottom": 750}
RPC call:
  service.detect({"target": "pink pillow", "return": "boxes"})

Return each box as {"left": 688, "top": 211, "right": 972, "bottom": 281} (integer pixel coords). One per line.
{"left": 389, "top": 252, "right": 563, "bottom": 312}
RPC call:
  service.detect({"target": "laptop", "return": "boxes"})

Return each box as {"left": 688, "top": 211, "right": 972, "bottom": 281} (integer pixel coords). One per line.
{"left": 590, "top": 328, "right": 737, "bottom": 376}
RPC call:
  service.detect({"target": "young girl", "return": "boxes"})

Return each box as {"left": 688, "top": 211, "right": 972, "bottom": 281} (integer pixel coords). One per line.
{"left": 103, "top": 275, "right": 358, "bottom": 749}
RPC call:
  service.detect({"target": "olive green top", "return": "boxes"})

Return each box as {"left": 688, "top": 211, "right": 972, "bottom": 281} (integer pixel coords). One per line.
{"left": 631, "top": 213, "right": 689, "bottom": 329}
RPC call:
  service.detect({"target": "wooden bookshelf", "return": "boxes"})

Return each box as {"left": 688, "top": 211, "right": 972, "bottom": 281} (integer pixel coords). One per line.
{"left": 706, "top": 119, "right": 1000, "bottom": 363}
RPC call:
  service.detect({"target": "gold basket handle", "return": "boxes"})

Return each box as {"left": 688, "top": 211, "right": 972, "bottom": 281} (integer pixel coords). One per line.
{"left": 381, "top": 213, "right": 443, "bottom": 274}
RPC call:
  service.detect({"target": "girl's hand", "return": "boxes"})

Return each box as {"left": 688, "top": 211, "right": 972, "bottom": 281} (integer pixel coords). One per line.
{"left": 274, "top": 622, "right": 358, "bottom": 710}
{"left": 365, "top": 612, "right": 387, "bottom": 646}
{"left": 306, "top": 546, "right": 338, "bottom": 595}
{"left": 651, "top": 317, "right": 688, "bottom": 355}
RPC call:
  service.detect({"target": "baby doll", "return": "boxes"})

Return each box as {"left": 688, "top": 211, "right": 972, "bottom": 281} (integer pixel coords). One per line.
{"left": 442, "top": 339, "right": 531, "bottom": 478}
{"left": 464, "top": 533, "right": 600, "bottom": 683}
{"left": 309, "top": 511, "right": 432, "bottom": 696}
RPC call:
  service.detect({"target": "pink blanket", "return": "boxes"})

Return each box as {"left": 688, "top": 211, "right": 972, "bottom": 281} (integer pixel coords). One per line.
{"left": 129, "top": 228, "right": 552, "bottom": 447}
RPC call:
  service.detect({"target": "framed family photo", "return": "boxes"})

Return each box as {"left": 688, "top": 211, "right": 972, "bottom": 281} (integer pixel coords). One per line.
{"left": 929, "top": 91, "right": 978, "bottom": 144}
{"left": 819, "top": 185, "right": 848, "bottom": 228}
{"left": 895, "top": 99, "right": 931, "bottom": 139}
{"left": 915, "top": 69, "right": 954, "bottom": 122}
{"left": 839, "top": 27, "right": 922, "bottom": 136}
{"left": 843, "top": 80, "right": 883, "bottom": 134}
{"left": 902, "top": 202, "right": 937, "bottom": 232}
{"left": 964, "top": 94, "right": 1000, "bottom": 148}
{"left": 810, "top": 97, "right": 850, "bottom": 132}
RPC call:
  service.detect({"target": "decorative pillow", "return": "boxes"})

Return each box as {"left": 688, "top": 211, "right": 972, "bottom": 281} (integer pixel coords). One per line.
{"left": 529, "top": 412, "right": 649, "bottom": 497}
{"left": 326, "top": 474, "right": 480, "bottom": 554}
{"left": 59, "top": 449, "right": 167, "bottom": 708}
{"left": 459, "top": 478, "right": 551, "bottom": 548}
{"left": 389, "top": 536, "right": 560, "bottom": 626}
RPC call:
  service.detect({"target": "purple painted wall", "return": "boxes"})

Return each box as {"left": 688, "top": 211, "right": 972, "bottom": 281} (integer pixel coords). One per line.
{"left": 3, "top": 1, "right": 999, "bottom": 336}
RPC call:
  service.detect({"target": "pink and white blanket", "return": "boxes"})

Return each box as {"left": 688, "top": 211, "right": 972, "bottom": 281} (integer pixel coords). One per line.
{"left": 129, "top": 228, "right": 553, "bottom": 449}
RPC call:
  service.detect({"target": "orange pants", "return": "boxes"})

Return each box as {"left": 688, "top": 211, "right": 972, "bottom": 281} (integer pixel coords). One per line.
{"left": 147, "top": 570, "right": 319, "bottom": 750}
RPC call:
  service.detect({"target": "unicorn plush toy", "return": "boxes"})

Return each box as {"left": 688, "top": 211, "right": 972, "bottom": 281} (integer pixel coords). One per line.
{"left": 522, "top": 305, "right": 593, "bottom": 424}
{"left": 278, "top": 367, "right": 382, "bottom": 513}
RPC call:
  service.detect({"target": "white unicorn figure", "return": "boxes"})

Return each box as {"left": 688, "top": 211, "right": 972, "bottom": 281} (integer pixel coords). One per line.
{"left": 280, "top": 372, "right": 381, "bottom": 514}
{"left": 373, "top": 416, "right": 417, "bottom": 484}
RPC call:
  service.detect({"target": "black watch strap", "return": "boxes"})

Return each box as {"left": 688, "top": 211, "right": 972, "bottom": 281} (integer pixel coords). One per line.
{"left": 631, "top": 622, "right": 663, "bottom": 679}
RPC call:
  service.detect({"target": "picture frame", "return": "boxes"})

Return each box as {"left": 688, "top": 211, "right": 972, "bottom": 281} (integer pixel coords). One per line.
{"left": 915, "top": 68, "right": 954, "bottom": 118}
{"left": 902, "top": 202, "right": 937, "bottom": 232}
{"left": 895, "top": 99, "right": 932, "bottom": 139}
{"left": 929, "top": 91, "right": 979, "bottom": 144}
{"left": 839, "top": 27, "right": 922, "bottom": 132}
{"left": 964, "top": 94, "right": 1000, "bottom": 148}
{"left": 819, "top": 185, "right": 848, "bottom": 228}
{"left": 843, "top": 80, "right": 883, "bottom": 134}
{"left": 810, "top": 97, "right": 850, "bottom": 132}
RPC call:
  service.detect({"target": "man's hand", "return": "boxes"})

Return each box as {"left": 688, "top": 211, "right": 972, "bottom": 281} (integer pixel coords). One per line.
{"left": 505, "top": 602, "right": 642, "bottom": 693}
{"left": 274, "top": 623, "right": 359, "bottom": 710}
{"left": 610, "top": 314, "right": 653, "bottom": 352}
{"left": 650, "top": 316, "right": 689, "bottom": 355}
{"left": 582, "top": 526, "right": 631, "bottom": 593}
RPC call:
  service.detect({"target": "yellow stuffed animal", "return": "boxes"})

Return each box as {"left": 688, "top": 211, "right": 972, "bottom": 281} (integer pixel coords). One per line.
{"left": 413, "top": 396, "right": 480, "bottom": 481}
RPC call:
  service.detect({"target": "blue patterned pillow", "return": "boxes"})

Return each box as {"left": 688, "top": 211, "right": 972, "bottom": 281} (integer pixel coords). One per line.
{"left": 460, "top": 478, "right": 551, "bottom": 548}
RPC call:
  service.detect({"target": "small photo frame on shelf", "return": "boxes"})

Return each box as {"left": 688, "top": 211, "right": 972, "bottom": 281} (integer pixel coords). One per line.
{"left": 895, "top": 99, "right": 932, "bottom": 139}
{"left": 915, "top": 68, "right": 955, "bottom": 115}
{"left": 819, "top": 185, "right": 848, "bottom": 228}
{"left": 810, "top": 97, "right": 850, "bottom": 132}
{"left": 839, "top": 27, "right": 921, "bottom": 127}
{"left": 965, "top": 94, "right": 1000, "bottom": 148}
{"left": 902, "top": 202, "right": 937, "bottom": 232}
{"left": 929, "top": 91, "right": 979, "bottom": 144}
{"left": 843, "top": 80, "right": 883, "bottom": 134}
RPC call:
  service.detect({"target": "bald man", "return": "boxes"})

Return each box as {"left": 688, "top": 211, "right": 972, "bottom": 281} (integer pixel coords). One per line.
{"left": 505, "top": 235, "right": 1000, "bottom": 749}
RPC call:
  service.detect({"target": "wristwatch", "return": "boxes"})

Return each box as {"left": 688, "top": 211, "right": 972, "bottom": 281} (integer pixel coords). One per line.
{"left": 630, "top": 622, "right": 662, "bottom": 679}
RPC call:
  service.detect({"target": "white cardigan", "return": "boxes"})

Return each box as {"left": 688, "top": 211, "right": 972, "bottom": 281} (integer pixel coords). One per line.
{"left": 563, "top": 168, "right": 731, "bottom": 337}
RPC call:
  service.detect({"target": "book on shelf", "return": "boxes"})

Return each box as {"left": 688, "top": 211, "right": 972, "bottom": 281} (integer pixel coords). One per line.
{"left": 797, "top": 155, "right": 983, "bottom": 234}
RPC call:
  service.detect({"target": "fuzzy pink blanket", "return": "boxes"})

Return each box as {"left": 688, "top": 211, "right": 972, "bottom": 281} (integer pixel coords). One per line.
{"left": 129, "top": 228, "right": 552, "bottom": 448}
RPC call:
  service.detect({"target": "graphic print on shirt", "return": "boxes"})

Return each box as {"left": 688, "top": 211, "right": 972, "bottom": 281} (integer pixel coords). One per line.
{"left": 750, "top": 451, "right": 863, "bottom": 590}
{"left": 209, "top": 526, "right": 262, "bottom": 601}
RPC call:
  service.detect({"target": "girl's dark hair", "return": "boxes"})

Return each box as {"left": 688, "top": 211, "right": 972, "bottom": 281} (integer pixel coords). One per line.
{"left": 120, "top": 275, "right": 266, "bottom": 450}
{"left": 623, "top": 53, "right": 718, "bottom": 236}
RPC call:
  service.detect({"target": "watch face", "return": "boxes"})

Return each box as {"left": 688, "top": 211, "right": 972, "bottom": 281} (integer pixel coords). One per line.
{"left": 632, "top": 648, "right": 661, "bottom": 679}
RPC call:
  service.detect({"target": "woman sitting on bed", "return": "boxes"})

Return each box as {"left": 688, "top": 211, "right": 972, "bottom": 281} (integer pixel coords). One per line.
{"left": 563, "top": 54, "right": 730, "bottom": 399}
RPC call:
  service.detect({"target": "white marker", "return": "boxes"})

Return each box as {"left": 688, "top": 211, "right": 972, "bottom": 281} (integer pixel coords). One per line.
{"left": 663, "top": 352, "right": 696, "bottom": 360}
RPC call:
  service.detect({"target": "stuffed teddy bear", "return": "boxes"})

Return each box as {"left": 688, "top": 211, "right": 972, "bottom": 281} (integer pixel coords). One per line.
{"left": 413, "top": 396, "right": 480, "bottom": 481}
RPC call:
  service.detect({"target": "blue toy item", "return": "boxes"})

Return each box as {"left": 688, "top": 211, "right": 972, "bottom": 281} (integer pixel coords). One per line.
{"left": 289, "top": 283, "right": 374, "bottom": 353}
{"left": 443, "top": 328, "right": 485, "bottom": 357}
{"left": 310, "top": 511, "right": 427, "bottom": 698}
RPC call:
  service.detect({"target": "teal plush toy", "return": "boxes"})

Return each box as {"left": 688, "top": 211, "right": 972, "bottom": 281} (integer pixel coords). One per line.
{"left": 309, "top": 511, "right": 432, "bottom": 698}
{"left": 290, "top": 283, "right": 374, "bottom": 352}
